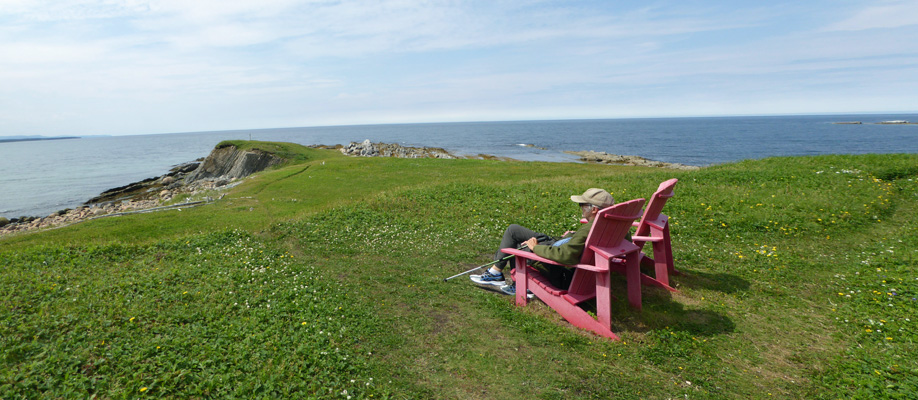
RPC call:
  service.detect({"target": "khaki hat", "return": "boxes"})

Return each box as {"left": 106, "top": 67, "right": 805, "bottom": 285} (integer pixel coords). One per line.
{"left": 571, "top": 188, "right": 614, "bottom": 208}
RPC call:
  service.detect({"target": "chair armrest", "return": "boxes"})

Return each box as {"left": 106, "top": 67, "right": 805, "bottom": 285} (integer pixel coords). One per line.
{"left": 647, "top": 215, "right": 669, "bottom": 231}
{"left": 571, "top": 263, "right": 608, "bottom": 272}
{"left": 591, "top": 242, "right": 641, "bottom": 260}
{"left": 501, "top": 248, "right": 564, "bottom": 266}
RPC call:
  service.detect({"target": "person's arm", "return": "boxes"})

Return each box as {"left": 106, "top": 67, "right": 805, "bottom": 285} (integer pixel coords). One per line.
{"left": 523, "top": 237, "right": 539, "bottom": 250}
{"left": 530, "top": 222, "right": 592, "bottom": 265}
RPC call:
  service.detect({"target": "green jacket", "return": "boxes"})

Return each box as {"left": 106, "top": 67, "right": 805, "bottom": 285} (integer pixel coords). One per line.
{"left": 531, "top": 220, "right": 632, "bottom": 266}
{"left": 532, "top": 221, "right": 593, "bottom": 265}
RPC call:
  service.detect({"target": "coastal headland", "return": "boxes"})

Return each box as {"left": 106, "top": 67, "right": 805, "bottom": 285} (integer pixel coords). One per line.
{"left": 1, "top": 140, "right": 693, "bottom": 237}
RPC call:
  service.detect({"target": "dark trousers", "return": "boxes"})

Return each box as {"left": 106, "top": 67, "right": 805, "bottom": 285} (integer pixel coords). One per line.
{"left": 493, "top": 224, "right": 547, "bottom": 269}
{"left": 494, "top": 224, "right": 573, "bottom": 290}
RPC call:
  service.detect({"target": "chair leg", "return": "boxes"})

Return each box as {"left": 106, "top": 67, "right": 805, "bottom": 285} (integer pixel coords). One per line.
{"left": 625, "top": 254, "right": 642, "bottom": 311}
{"left": 652, "top": 242, "right": 670, "bottom": 287}
{"left": 513, "top": 257, "right": 529, "bottom": 306}
{"left": 663, "top": 225, "right": 678, "bottom": 275}
{"left": 526, "top": 282, "right": 620, "bottom": 340}
{"left": 595, "top": 258, "right": 613, "bottom": 329}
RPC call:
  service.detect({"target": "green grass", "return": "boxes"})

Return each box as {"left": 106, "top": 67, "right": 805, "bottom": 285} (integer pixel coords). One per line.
{"left": 215, "top": 140, "right": 321, "bottom": 166}
{"left": 2, "top": 142, "right": 917, "bottom": 399}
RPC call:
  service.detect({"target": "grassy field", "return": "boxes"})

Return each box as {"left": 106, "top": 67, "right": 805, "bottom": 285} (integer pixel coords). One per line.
{"left": 2, "top": 142, "right": 916, "bottom": 399}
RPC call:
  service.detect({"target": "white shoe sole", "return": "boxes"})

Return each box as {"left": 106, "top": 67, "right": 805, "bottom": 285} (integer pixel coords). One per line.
{"left": 470, "top": 276, "right": 507, "bottom": 286}
{"left": 472, "top": 279, "right": 507, "bottom": 287}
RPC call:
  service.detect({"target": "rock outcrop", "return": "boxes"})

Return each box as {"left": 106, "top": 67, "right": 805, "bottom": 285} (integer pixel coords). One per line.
{"left": 84, "top": 161, "right": 199, "bottom": 204}
{"left": 336, "top": 139, "right": 458, "bottom": 159}
{"left": 565, "top": 150, "right": 700, "bottom": 170}
{"left": 185, "top": 144, "right": 285, "bottom": 183}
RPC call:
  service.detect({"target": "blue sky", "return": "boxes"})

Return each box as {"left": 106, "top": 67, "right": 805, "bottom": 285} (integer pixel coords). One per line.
{"left": 1, "top": 0, "right": 916, "bottom": 137}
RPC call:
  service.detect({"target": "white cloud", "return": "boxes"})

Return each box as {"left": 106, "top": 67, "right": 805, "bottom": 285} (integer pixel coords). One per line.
{"left": 0, "top": 1, "right": 916, "bottom": 136}
{"left": 823, "top": 1, "right": 918, "bottom": 31}
{"left": 0, "top": 0, "right": 148, "bottom": 22}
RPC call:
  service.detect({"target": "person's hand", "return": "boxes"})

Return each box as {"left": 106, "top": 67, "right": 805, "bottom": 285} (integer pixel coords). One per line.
{"left": 524, "top": 237, "right": 539, "bottom": 249}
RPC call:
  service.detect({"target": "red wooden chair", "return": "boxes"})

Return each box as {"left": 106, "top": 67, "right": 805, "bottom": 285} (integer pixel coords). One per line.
{"left": 631, "top": 179, "right": 679, "bottom": 292}
{"left": 501, "top": 198, "right": 645, "bottom": 340}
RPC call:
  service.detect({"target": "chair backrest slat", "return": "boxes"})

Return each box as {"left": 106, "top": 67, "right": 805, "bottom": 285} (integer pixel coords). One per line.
{"left": 635, "top": 179, "right": 678, "bottom": 237}
{"left": 581, "top": 198, "right": 646, "bottom": 264}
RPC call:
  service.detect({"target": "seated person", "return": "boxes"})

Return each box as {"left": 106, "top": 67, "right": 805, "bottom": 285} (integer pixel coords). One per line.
{"left": 471, "top": 188, "right": 615, "bottom": 295}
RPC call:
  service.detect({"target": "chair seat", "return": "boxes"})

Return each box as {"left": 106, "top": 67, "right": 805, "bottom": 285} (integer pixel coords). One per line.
{"left": 512, "top": 267, "right": 569, "bottom": 296}
{"left": 528, "top": 268, "right": 568, "bottom": 296}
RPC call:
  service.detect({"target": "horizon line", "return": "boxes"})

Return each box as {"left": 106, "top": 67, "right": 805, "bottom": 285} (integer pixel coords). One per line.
{"left": 4, "top": 110, "right": 917, "bottom": 138}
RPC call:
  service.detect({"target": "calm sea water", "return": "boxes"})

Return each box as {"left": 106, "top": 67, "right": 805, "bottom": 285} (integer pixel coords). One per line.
{"left": 2, "top": 114, "right": 916, "bottom": 219}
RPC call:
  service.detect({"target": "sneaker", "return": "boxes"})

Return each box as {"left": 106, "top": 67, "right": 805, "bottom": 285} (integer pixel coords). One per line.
{"left": 470, "top": 270, "right": 506, "bottom": 286}
{"left": 499, "top": 284, "right": 535, "bottom": 299}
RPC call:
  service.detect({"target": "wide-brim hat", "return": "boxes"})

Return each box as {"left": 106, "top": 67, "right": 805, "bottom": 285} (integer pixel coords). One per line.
{"left": 571, "top": 188, "right": 614, "bottom": 208}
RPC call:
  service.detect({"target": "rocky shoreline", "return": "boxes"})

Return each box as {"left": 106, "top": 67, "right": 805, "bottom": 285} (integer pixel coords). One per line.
{"left": 1, "top": 140, "right": 698, "bottom": 237}
{"left": 565, "top": 150, "right": 700, "bottom": 170}
{"left": 311, "top": 139, "right": 459, "bottom": 159}
{"left": 0, "top": 162, "right": 236, "bottom": 237}
{"left": 329, "top": 140, "right": 696, "bottom": 169}
{"left": 0, "top": 143, "right": 281, "bottom": 237}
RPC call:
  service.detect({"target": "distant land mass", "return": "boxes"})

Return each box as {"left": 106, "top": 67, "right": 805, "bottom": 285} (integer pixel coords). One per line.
{"left": 0, "top": 136, "right": 81, "bottom": 143}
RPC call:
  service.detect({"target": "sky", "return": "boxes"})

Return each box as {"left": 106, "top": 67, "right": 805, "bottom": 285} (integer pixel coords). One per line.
{"left": 1, "top": 0, "right": 916, "bottom": 137}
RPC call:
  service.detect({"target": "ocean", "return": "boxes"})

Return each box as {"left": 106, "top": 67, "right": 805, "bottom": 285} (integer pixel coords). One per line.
{"left": 2, "top": 114, "right": 917, "bottom": 219}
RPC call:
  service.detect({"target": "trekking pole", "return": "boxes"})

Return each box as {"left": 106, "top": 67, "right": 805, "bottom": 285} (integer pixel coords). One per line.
{"left": 443, "top": 253, "right": 515, "bottom": 282}
{"left": 442, "top": 233, "right": 552, "bottom": 282}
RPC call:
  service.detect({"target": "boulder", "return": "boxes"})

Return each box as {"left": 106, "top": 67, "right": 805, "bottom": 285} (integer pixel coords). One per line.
{"left": 169, "top": 161, "right": 200, "bottom": 175}
{"left": 0, "top": 217, "right": 8, "bottom": 228}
